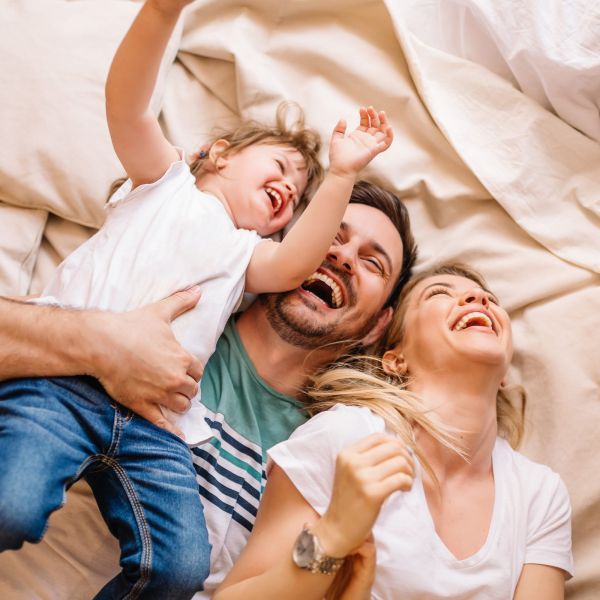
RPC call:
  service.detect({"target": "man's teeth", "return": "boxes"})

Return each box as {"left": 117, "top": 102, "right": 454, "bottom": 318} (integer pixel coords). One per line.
{"left": 305, "top": 272, "right": 343, "bottom": 308}
{"left": 453, "top": 311, "right": 493, "bottom": 331}
{"left": 266, "top": 188, "right": 282, "bottom": 213}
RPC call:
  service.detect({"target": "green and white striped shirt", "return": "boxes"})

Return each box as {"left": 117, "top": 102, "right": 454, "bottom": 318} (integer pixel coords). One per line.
{"left": 193, "top": 319, "right": 309, "bottom": 597}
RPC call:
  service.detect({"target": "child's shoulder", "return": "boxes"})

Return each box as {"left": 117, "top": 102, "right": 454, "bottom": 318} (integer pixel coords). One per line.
{"left": 107, "top": 151, "right": 194, "bottom": 207}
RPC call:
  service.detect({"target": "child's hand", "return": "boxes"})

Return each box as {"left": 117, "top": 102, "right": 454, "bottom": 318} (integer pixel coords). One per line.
{"left": 328, "top": 106, "right": 393, "bottom": 180}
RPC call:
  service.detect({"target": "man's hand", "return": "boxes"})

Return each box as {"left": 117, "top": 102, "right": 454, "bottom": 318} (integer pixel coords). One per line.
{"left": 89, "top": 286, "right": 203, "bottom": 438}
{"left": 328, "top": 106, "right": 393, "bottom": 180}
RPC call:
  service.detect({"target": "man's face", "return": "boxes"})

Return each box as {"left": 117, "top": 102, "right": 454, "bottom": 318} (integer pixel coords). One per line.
{"left": 260, "top": 203, "right": 404, "bottom": 350}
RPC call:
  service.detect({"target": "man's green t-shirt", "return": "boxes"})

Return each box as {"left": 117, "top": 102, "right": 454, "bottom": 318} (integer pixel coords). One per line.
{"left": 192, "top": 319, "right": 309, "bottom": 595}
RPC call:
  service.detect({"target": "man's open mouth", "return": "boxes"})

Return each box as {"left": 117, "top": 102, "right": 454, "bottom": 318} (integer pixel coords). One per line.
{"left": 301, "top": 271, "right": 344, "bottom": 309}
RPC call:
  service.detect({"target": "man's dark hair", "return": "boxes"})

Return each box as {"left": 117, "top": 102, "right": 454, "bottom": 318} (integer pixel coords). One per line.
{"left": 349, "top": 180, "right": 418, "bottom": 308}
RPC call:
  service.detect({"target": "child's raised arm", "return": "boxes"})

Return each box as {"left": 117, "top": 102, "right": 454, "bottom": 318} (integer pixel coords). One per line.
{"left": 246, "top": 107, "right": 393, "bottom": 294}
{"left": 105, "top": 0, "right": 192, "bottom": 187}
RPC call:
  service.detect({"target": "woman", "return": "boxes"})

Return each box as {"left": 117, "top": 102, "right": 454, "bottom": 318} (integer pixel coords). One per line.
{"left": 214, "top": 263, "right": 573, "bottom": 599}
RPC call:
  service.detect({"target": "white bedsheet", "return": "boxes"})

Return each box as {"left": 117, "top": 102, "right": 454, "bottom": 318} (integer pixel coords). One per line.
{"left": 0, "top": 1, "right": 598, "bottom": 598}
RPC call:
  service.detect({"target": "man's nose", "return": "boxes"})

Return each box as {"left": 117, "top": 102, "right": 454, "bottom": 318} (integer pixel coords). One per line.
{"left": 326, "top": 244, "right": 355, "bottom": 273}
{"left": 459, "top": 288, "right": 489, "bottom": 307}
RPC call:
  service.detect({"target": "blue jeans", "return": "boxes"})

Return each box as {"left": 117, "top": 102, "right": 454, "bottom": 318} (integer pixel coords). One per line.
{"left": 0, "top": 376, "right": 210, "bottom": 600}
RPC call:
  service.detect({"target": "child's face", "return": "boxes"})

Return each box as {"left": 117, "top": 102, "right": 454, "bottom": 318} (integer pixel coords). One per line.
{"left": 216, "top": 143, "right": 309, "bottom": 236}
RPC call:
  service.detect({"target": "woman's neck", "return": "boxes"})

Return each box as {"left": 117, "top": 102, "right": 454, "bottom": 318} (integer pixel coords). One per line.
{"left": 411, "top": 367, "right": 500, "bottom": 478}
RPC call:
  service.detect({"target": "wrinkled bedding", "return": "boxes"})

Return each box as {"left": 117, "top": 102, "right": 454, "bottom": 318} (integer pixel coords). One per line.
{"left": 0, "top": 1, "right": 598, "bottom": 598}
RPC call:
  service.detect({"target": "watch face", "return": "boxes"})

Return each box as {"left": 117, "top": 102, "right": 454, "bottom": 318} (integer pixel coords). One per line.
{"left": 292, "top": 529, "right": 316, "bottom": 569}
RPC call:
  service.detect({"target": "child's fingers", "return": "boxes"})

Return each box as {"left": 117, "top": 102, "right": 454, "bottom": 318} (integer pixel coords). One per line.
{"left": 378, "top": 110, "right": 388, "bottom": 128}
{"left": 367, "top": 106, "right": 380, "bottom": 129}
{"left": 382, "top": 125, "right": 394, "bottom": 147}
{"left": 332, "top": 118, "right": 347, "bottom": 137}
{"left": 358, "top": 106, "right": 370, "bottom": 129}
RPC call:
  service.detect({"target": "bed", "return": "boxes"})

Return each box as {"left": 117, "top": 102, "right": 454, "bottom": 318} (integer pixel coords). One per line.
{"left": 0, "top": 1, "right": 598, "bottom": 598}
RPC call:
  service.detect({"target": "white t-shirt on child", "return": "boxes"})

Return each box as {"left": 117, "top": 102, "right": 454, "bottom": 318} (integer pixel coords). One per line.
{"left": 39, "top": 155, "right": 263, "bottom": 445}
{"left": 268, "top": 404, "right": 574, "bottom": 600}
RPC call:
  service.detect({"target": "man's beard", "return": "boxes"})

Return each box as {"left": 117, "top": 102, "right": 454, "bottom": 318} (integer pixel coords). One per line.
{"left": 259, "top": 262, "right": 380, "bottom": 353}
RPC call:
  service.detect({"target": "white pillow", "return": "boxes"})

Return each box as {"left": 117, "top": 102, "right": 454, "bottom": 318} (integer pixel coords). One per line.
{"left": 0, "top": 203, "right": 47, "bottom": 296}
{"left": 0, "top": 0, "right": 182, "bottom": 228}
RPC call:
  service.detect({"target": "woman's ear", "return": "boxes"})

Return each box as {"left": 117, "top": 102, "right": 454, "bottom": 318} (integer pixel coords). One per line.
{"left": 382, "top": 347, "right": 407, "bottom": 377}
{"left": 208, "top": 139, "right": 231, "bottom": 168}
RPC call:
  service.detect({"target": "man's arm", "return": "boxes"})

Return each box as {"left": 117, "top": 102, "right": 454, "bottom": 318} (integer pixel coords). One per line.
{"left": 0, "top": 288, "right": 203, "bottom": 437}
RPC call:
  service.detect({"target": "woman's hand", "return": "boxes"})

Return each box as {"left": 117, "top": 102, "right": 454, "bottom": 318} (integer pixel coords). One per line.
{"left": 313, "top": 432, "right": 414, "bottom": 559}
{"left": 328, "top": 106, "right": 393, "bottom": 180}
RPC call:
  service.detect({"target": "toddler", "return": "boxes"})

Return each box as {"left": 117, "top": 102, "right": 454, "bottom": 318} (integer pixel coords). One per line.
{"left": 0, "top": 1, "right": 393, "bottom": 598}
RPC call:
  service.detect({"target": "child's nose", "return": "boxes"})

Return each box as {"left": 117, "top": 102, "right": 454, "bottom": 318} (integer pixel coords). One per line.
{"left": 283, "top": 180, "right": 297, "bottom": 202}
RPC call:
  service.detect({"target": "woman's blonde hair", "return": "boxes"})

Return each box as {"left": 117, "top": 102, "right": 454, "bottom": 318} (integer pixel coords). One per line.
{"left": 308, "top": 262, "right": 525, "bottom": 470}
{"left": 318, "top": 262, "right": 526, "bottom": 599}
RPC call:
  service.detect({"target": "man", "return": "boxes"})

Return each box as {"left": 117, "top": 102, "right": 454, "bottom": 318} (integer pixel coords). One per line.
{"left": 0, "top": 181, "right": 417, "bottom": 598}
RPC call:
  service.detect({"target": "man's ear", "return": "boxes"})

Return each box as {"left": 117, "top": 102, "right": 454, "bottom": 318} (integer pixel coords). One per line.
{"left": 382, "top": 347, "right": 407, "bottom": 376}
{"left": 360, "top": 306, "right": 393, "bottom": 347}
{"left": 209, "top": 139, "right": 231, "bottom": 168}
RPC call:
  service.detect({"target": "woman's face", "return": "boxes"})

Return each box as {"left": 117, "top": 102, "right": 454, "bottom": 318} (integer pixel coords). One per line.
{"left": 386, "top": 274, "right": 513, "bottom": 381}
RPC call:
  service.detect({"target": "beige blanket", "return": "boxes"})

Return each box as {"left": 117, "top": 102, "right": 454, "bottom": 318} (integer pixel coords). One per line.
{"left": 0, "top": 1, "right": 598, "bottom": 598}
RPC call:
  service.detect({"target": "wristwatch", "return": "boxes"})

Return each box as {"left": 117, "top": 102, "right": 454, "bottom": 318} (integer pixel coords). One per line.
{"left": 292, "top": 526, "right": 345, "bottom": 575}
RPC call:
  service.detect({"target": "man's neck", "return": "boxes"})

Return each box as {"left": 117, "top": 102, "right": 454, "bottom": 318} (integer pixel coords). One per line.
{"left": 235, "top": 302, "right": 334, "bottom": 397}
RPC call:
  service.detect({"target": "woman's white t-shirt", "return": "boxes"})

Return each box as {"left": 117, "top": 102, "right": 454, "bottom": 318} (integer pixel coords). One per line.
{"left": 268, "top": 404, "right": 573, "bottom": 599}
{"left": 39, "top": 157, "right": 263, "bottom": 445}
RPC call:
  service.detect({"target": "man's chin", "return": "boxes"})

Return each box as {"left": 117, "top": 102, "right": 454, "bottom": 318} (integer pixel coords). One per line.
{"left": 259, "top": 292, "right": 345, "bottom": 349}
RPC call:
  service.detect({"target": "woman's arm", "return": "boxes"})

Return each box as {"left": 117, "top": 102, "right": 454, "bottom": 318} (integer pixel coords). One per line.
{"left": 105, "top": 0, "right": 191, "bottom": 187}
{"left": 0, "top": 289, "right": 202, "bottom": 437}
{"left": 215, "top": 433, "right": 413, "bottom": 600}
{"left": 214, "top": 465, "right": 339, "bottom": 600}
{"left": 513, "top": 564, "right": 565, "bottom": 600}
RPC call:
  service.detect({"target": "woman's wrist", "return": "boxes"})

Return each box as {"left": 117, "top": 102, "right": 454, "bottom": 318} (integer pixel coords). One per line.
{"left": 311, "top": 517, "right": 353, "bottom": 559}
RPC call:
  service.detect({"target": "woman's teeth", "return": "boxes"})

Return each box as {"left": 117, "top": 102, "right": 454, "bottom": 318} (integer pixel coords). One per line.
{"left": 453, "top": 311, "right": 493, "bottom": 331}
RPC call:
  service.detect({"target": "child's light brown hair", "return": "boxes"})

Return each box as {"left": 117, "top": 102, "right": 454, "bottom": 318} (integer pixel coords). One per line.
{"left": 190, "top": 102, "right": 323, "bottom": 208}
{"left": 108, "top": 102, "right": 323, "bottom": 206}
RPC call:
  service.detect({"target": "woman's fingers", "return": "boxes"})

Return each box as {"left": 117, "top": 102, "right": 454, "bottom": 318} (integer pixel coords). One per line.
{"left": 340, "top": 433, "right": 412, "bottom": 467}
{"left": 371, "top": 453, "right": 415, "bottom": 481}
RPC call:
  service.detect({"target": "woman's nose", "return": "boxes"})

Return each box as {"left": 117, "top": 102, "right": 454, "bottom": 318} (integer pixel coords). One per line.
{"left": 459, "top": 288, "right": 489, "bottom": 307}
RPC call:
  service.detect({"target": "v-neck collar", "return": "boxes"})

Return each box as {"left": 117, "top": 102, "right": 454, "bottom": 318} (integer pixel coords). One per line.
{"left": 413, "top": 438, "right": 505, "bottom": 568}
